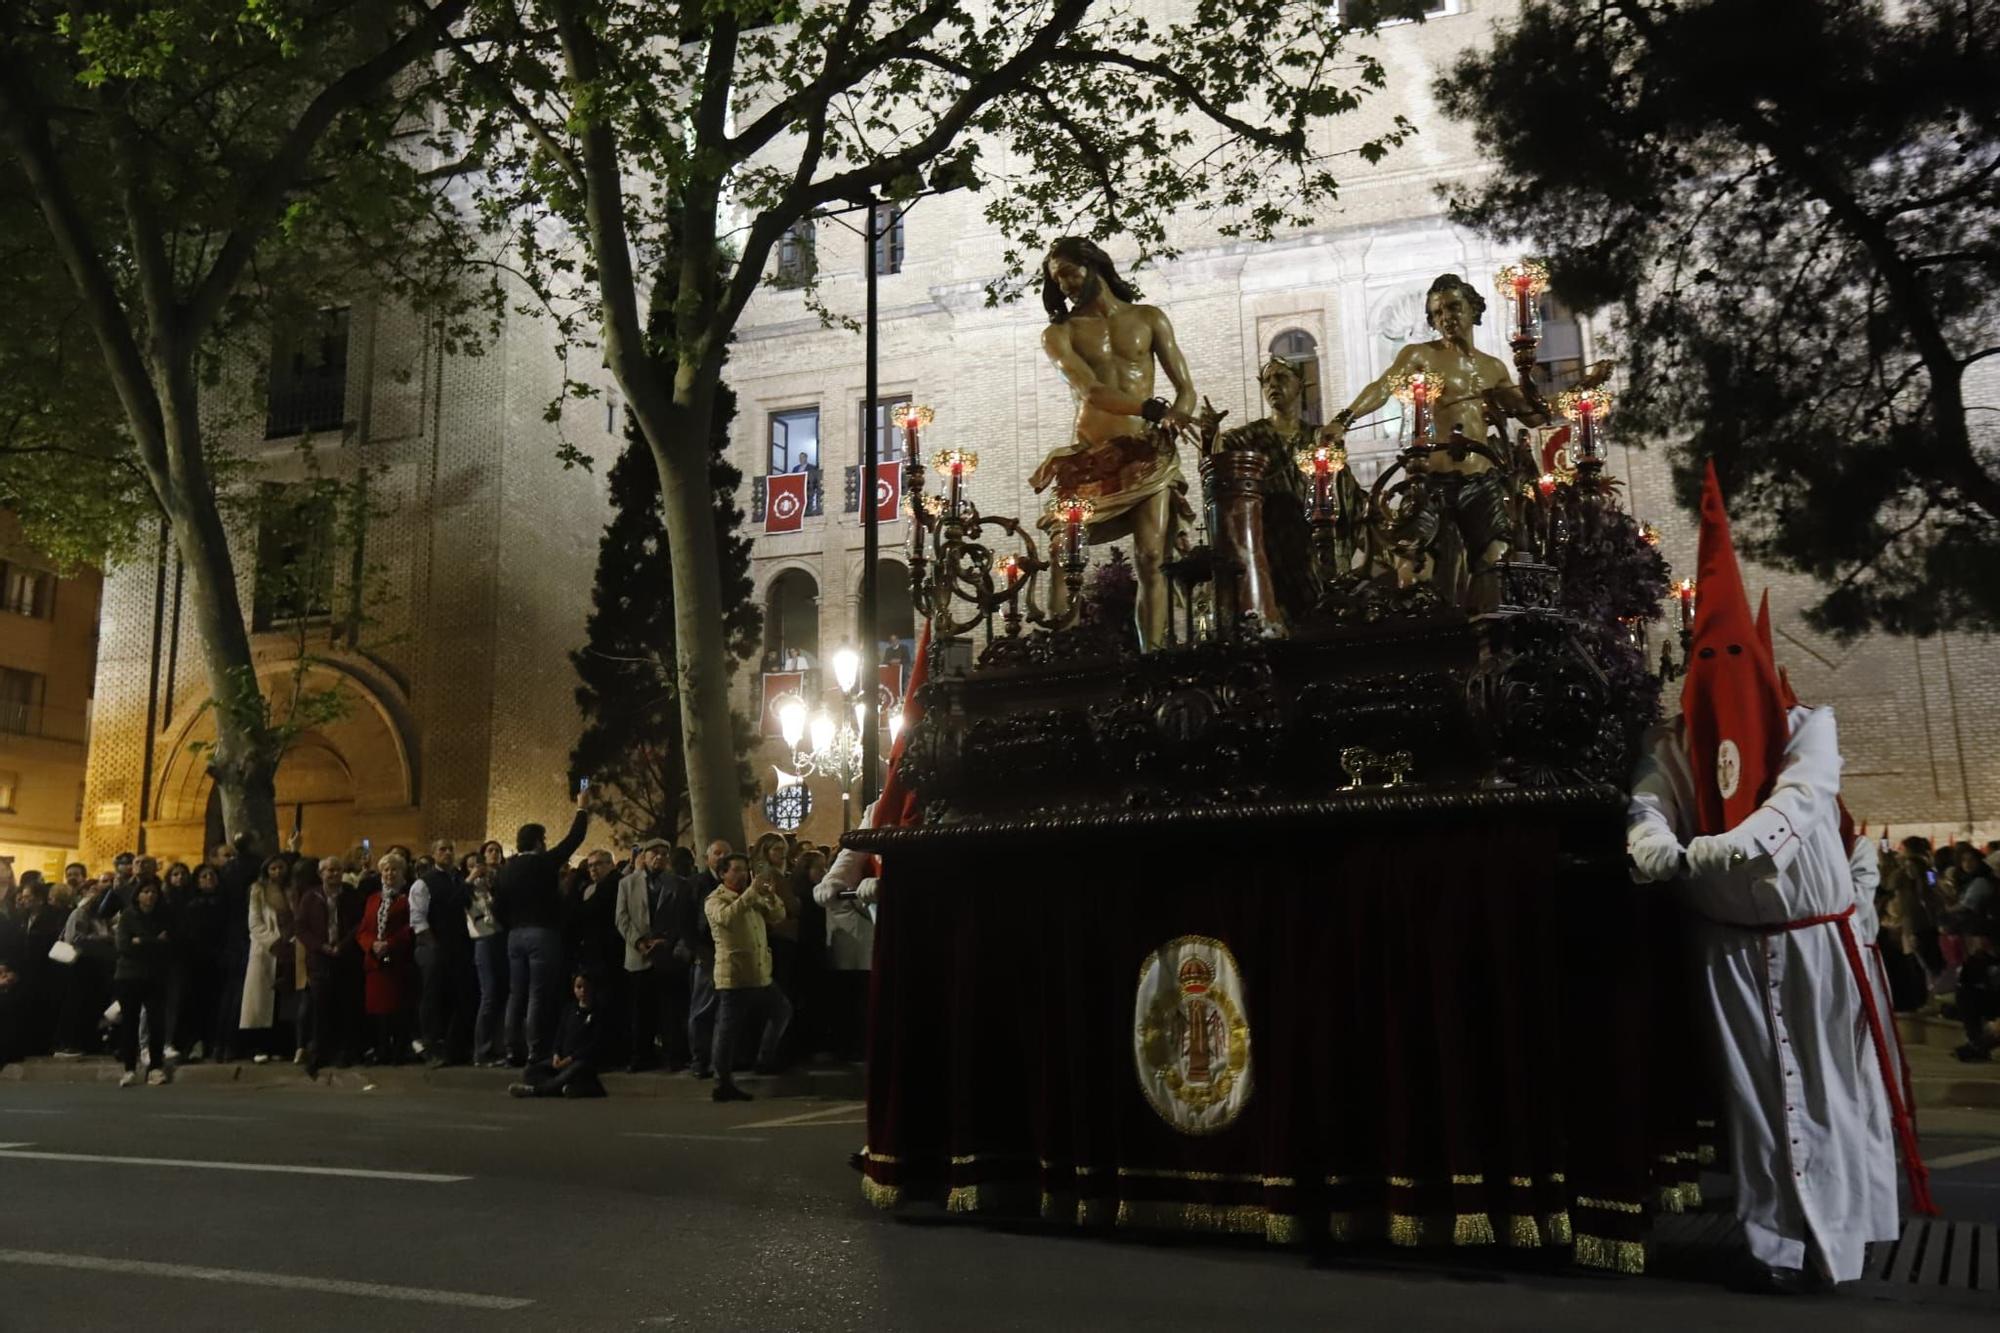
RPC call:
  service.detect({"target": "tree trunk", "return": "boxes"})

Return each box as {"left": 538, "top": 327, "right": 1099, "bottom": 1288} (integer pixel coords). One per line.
{"left": 644, "top": 389, "right": 747, "bottom": 853}
{"left": 159, "top": 365, "right": 281, "bottom": 858}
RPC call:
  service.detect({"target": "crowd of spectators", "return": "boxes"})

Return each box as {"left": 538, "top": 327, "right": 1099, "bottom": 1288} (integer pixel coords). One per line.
{"left": 1876, "top": 837, "right": 2000, "bottom": 1062}
{"left": 0, "top": 793, "right": 873, "bottom": 1101}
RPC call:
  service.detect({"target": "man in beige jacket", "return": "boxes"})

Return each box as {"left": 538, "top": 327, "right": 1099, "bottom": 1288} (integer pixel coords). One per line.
{"left": 703, "top": 852, "right": 791, "bottom": 1102}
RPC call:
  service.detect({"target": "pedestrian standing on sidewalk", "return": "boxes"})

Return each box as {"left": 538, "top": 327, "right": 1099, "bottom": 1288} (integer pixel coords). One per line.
{"left": 238, "top": 856, "right": 292, "bottom": 1063}
{"left": 358, "top": 852, "right": 418, "bottom": 1065}
{"left": 705, "top": 852, "right": 790, "bottom": 1103}
{"left": 412, "top": 840, "right": 473, "bottom": 1067}
{"left": 114, "top": 880, "right": 173, "bottom": 1087}
{"left": 683, "top": 839, "right": 731, "bottom": 1078}
{"left": 465, "top": 854, "right": 508, "bottom": 1066}
{"left": 494, "top": 791, "right": 590, "bottom": 1067}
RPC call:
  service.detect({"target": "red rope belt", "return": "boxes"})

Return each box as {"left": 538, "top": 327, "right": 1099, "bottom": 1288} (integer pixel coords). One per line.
{"left": 1730, "top": 904, "right": 1936, "bottom": 1217}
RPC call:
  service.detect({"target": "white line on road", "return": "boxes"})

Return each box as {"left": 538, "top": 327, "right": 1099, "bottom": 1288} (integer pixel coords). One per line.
{"left": 1928, "top": 1144, "right": 2000, "bottom": 1171}
{"left": 620, "top": 1132, "right": 767, "bottom": 1143}
{"left": 0, "top": 1147, "right": 467, "bottom": 1183}
{"left": 157, "top": 1113, "right": 262, "bottom": 1124}
{"left": 0, "top": 1108, "right": 63, "bottom": 1115}
{"left": 735, "top": 1101, "right": 867, "bottom": 1130}
{"left": 0, "top": 1248, "right": 531, "bottom": 1310}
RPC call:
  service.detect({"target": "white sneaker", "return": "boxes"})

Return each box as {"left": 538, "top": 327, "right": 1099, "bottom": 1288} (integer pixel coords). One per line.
{"left": 252, "top": 1053, "right": 270, "bottom": 1065}
{"left": 165, "top": 1045, "right": 181, "bottom": 1061}
{"left": 146, "top": 1068, "right": 167, "bottom": 1087}
{"left": 118, "top": 1072, "right": 137, "bottom": 1088}
{"left": 292, "top": 1048, "right": 306, "bottom": 1065}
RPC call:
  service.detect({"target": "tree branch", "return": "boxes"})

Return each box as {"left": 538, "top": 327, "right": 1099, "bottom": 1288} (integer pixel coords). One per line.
{"left": 1041, "top": 48, "right": 1307, "bottom": 155}
{"left": 182, "top": 0, "right": 472, "bottom": 342}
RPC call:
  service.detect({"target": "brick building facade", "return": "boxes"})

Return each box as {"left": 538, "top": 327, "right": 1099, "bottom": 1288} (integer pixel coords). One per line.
{"left": 79, "top": 2, "right": 1998, "bottom": 863}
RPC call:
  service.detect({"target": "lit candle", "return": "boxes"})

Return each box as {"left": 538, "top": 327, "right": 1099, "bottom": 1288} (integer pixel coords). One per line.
{"left": 947, "top": 456, "right": 963, "bottom": 515}
{"left": 1575, "top": 393, "right": 1597, "bottom": 460}
{"left": 1410, "top": 373, "right": 1430, "bottom": 444}
{"left": 1001, "top": 554, "right": 1022, "bottom": 588}
{"left": 1513, "top": 272, "right": 1534, "bottom": 337}
{"left": 1675, "top": 578, "right": 1697, "bottom": 634}
{"left": 1537, "top": 472, "right": 1557, "bottom": 497}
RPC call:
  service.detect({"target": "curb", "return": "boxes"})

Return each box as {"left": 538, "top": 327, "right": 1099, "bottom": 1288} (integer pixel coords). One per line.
{"left": 0, "top": 1057, "right": 865, "bottom": 1101}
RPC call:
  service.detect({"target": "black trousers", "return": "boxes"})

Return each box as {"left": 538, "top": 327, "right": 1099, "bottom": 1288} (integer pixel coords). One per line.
{"left": 308, "top": 963, "right": 364, "bottom": 1067}
{"left": 523, "top": 1059, "right": 604, "bottom": 1098}
{"left": 626, "top": 961, "right": 691, "bottom": 1067}
{"left": 169, "top": 956, "right": 223, "bottom": 1054}
{"left": 115, "top": 977, "right": 166, "bottom": 1073}
{"left": 417, "top": 935, "right": 473, "bottom": 1061}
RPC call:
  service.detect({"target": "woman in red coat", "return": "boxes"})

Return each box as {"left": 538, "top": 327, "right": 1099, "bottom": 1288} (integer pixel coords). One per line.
{"left": 355, "top": 852, "right": 416, "bottom": 1065}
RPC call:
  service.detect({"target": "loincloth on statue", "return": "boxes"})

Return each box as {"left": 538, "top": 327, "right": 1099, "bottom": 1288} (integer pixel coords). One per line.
{"left": 1389, "top": 466, "right": 1515, "bottom": 561}
{"left": 1031, "top": 430, "right": 1192, "bottom": 544}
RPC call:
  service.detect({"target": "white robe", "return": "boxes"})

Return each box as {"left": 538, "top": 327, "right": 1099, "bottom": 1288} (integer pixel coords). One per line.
{"left": 1627, "top": 705, "right": 1899, "bottom": 1280}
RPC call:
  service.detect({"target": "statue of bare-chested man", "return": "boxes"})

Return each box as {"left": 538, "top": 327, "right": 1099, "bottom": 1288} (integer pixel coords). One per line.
{"left": 1321, "top": 272, "right": 1548, "bottom": 592}
{"left": 1031, "top": 237, "right": 1197, "bottom": 651}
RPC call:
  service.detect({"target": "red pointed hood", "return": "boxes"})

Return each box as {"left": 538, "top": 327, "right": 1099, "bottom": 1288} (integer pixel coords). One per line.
{"left": 1681, "top": 462, "right": 1790, "bottom": 835}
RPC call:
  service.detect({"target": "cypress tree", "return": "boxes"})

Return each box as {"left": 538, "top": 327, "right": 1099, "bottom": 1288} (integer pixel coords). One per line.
{"left": 569, "top": 279, "right": 762, "bottom": 842}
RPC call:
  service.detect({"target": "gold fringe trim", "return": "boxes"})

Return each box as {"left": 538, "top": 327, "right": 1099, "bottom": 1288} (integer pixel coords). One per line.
{"left": 861, "top": 1176, "right": 900, "bottom": 1209}
{"left": 1575, "top": 1233, "right": 1646, "bottom": 1275}
{"left": 1697, "top": 1143, "right": 1718, "bottom": 1167}
{"left": 1114, "top": 1199, "right": 1280, "bottom": 1237}
{"left": 1680, "top": 1179, "right": 1703, "bottom": 1209}
{"left": 1546, "top": 1210, "right": 1573, "bottom": 1245}
{"left": 1575, "top": 1196, "right": 1644, "bottom": 1216}
{"left": 1508, "top": 1215, "right": 1544, "bottom": 1247}
{"left": 1454, "top": 1213, "right": 1496, "bottom": 1245}
{"left": 860, "top": 1146, "right": 898, "bottom": 1164}
{"left": 1655, "top": 1184, "right": 1686, "bottom": 1214}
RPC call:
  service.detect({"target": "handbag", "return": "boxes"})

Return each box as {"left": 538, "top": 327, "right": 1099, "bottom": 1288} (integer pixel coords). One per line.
{"left": 47, "top": 938, "right": 78, "bottom": 965}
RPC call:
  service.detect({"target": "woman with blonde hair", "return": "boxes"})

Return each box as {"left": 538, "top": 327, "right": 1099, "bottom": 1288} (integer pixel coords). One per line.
{"left": 238, "top": 855, "right": 294, "bottom": 1063}
{"left": 357, "top": 851, "right": 417, "bottom": 1065}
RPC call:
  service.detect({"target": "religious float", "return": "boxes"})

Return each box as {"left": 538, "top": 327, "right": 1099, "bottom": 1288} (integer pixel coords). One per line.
{"left": 842, "top": 248, "right": 1713, "bottom": 1273}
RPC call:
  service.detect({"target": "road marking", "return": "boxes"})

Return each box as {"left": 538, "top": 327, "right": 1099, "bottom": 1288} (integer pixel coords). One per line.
{"left": 459, "top": 1124, "right": 508, "bottom": 1133}
{"left": 0, "top": 1108, "right": 63, "bottom": 1115}
{"left": 158, "top": 1113, "right": 262, "bottom": 1124}
{"left": 621, "top": 1132, "right": 767, "bottom": 1143}
{"left": 1928, "top": 1144, "right": 2000, "bottom": 1171}
{"left": 0, "top": 1248, "right": 531, "bottom": 1310}
{"left": 0, "top": 1147, "right": 467, "bottom": 1183}
{"left": 735, "top": 1101, "right": 866, "bottom": 1130}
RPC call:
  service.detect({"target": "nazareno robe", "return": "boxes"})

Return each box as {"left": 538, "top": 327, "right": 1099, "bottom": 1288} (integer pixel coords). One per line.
{"left": 1626, "top": 704, "right": 1900, "bottom": 1281}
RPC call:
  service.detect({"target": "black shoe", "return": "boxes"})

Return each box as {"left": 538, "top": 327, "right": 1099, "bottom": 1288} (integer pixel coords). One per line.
{"left": 1954, "top": 1043, "right": 1994, "bottom": 1063}
{"left": 426, "top": 1056, "right": 448, "bottom": 1071}
{"left": 305, "top": 1063, "right": 321, "bottom": 1081}
{"left": 712, "top": 1084, "right": 753, "bottom": 1103}
{"left": 690, "top": 1066, "right": 713, "bottom": 1080}
{"left": 508, "top": 1056, "right": 528, "bottom": 1069}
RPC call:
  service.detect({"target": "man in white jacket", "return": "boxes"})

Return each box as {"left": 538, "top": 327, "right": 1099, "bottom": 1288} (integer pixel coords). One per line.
{"left": 1626, "top": 464, "right": 1919, "bottom": 1292}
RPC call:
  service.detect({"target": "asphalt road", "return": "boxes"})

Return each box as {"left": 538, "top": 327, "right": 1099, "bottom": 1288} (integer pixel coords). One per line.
{"left": 0, "top": 1080, "right": 1996, "bottom": 1332}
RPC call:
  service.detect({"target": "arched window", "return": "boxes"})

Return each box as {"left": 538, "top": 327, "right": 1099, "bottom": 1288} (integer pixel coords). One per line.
{"left": 763, "top": 569, "right": 820, "bottom": 672}
{"left": 1268, "top": 328, "right": 1324, "bottom": 427}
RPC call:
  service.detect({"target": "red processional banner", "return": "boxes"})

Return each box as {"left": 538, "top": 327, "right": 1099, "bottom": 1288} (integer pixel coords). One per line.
{"left": 761, "top": 671, "right": 805, "bottom": 736}
{"left": 873, "top": 462, "right": 902, "bottom": 523}
{"left": 877, "top": 663, "right": 905, "bottom": 716}
{"left": 766, "top": 472, "right": 807, "bottom": 534}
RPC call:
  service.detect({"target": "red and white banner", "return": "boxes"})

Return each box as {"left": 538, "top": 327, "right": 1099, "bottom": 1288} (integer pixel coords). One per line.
{"left": 766, "top": 472, "right": 807, "bottom": 534}
{"left": 872, "top": 461, "right": 902, "bottom": 524}
{"left": 761, "top": 671, "right": 804, "bottom": 736}
{"left": 876, "top": 663, "right": 904, "bottom": 716}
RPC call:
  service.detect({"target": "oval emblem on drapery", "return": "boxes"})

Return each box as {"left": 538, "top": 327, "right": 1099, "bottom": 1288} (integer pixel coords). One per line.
{"left": 1133, "top": 935, "right": 1253, "bottom": 1136}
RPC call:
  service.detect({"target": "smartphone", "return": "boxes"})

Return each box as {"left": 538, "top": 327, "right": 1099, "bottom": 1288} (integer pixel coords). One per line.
{"left": 578, "top": 776, "right": 591, "bottom": 794}
{"left": 362, "top": 837, "right": 373, "bottom": 857}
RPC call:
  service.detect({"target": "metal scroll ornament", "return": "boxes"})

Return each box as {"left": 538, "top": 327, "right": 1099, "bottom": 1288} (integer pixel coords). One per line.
{"left": 1133, "top": 936, "right": 1253, "bottom": 1136}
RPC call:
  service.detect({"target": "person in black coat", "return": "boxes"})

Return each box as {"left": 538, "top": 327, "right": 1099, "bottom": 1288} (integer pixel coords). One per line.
{"left": 169, "top": 864, "right": 229, "bottom": 1061}
{"left": 493, "top": 793, "right": 590, "bottom": 1065}
{"left": 413, "top": 842, "right": 475, "bottom": 1067}
{"left": 213, "top": 836, "right": 261, "bottom": 1061}
{"left": 113, "top": 881, "right": 174, "bottom": 1086}
{"left": 508, "top": 971, "right": 607, "bottom": 1098}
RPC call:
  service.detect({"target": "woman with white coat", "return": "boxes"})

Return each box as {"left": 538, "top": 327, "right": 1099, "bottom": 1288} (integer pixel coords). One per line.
{"left": 238, "top": 856, "right": 292, "bottom": 1062}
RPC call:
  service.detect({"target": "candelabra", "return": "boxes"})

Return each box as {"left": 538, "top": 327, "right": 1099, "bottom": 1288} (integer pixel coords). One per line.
{"left": 897, "top": 404, "right": 1092, "bottom": 643}
{"left": 1657, "top": 578, "right": 1697, "bottom": 680}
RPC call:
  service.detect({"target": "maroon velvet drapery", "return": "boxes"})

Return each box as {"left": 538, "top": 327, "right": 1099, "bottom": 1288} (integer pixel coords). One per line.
{"left": 859, "top": 808, "right": 1709, "bottom": 1272}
